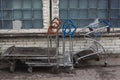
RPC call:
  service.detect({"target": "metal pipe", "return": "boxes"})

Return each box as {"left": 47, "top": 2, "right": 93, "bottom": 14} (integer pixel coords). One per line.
{"left": 47, "top": 35, "right": 50, "bottom": 63}
{"left": 63, "top": 37, "right": 65, "bottom": 66}
{"left": 56, "top": 34, "right": 59, "bottom": 67}
{"left": 71, "top": 37, "right": 74, "bottom": 69}
{"left": 49, "top": 0, "right": 53, "bottom": 49}
{"left": 69, "top": 35, "right": 74, "bottom": 69}
{"left": 107, "top": 0, "right": 110, "bottom": 32}
{"left": 50, "top": 0, "right": 52, "bottom": 21}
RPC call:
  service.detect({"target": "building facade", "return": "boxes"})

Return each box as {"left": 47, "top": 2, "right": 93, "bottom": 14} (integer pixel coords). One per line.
{"left": 0, "top": 0, "right": 120, "bottom": 54}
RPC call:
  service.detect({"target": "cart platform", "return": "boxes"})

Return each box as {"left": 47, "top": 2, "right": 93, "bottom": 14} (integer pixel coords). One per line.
{"left": 2, "top": 46, "right": 56, "bottom": 57}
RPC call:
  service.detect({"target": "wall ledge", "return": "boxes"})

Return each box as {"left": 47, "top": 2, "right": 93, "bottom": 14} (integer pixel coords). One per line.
{"left": 0, "top": 31, "right": 120, "bottom": 38}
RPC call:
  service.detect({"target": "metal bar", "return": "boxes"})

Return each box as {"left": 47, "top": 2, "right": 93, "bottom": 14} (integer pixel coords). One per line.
{"left": 56, "top": 34, "right": 59, "bottom": 68}
{"left": 68, "top": 0, "right": 69, "bottom": 20}
{"left": 87, "top": 0, "right": 89, "bottom": 18}
{"left": 31, "top": 0, "right": 34, "bottom": 28}
{"left": 21, "top": 0, "right": 23, "bottom": 28}
{"left": 77, "top": 51, "right": 102, "bottom": 62}
{"left": 0, "top": 56, "right": 57, "bottom": 60}
{"left": 119, "top": 0, "right": 120, "bottom": 15}
{"left": 69, "top": 35, "right": 74, "bottom": 69}
{"left": 50, "top": 0, "right": 52, "bottom": 21}
{"left": 62, "top": 35, "right": 65, "bottom": 66}
{"left": 50, "top": 36, "right": 52, "bottom": 47}
{"left": 1, "top": 0, "right": 4, "bottom": 29}
{"left": 69, "top": 35, "right": 72, "bottom": 62}
{"left": 71, "top": 37, "right": 74, "bottom": 69}
{"left": 95, "top": 0, "right": 98, "bottom": 18}
{"left": 47, "top": 35, "right": 50, "bottom": 63}
{"left": 107, "top": 0, "right": 110, "bottom": 32}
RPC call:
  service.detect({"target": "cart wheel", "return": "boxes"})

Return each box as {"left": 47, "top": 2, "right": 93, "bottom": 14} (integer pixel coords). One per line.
{"left": 28, "top": 66, "right": 32, "bottom": 73}
{"left": 10, "top": 63, "right": 15, "bottom": 73}
{"left": 103, "top": 61, "right": 108, "bottom": 67}
{"left": 51, "top": 66, "right": 59, "bottom": 73}
{"left": 66, "top": 66, "right": 74, "bottom": 74}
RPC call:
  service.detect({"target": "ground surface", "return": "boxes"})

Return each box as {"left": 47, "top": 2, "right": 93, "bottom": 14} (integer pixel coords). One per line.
{"left": 0, "top": 57, "right": 120, "bottom": 80}
{"left": 0, "top": 65, "right": 120, "bottom": 80}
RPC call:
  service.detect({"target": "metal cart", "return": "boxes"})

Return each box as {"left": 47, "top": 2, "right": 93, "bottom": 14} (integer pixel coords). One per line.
{"left": 61, "top": 19, "right": 77, "bottom": 70}
{"left": 0, "top": 17, "right": 63, "bottom": 73}
{"left": 73, "top": 19, "right": 111, "bottom": 66}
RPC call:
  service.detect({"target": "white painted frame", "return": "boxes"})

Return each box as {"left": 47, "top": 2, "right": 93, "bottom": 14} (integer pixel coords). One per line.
{"left": 0, "top": 0, "right": 50, "bottom": 34}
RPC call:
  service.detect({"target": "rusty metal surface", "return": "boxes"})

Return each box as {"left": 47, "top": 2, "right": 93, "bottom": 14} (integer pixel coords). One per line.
{"left": 4, "top": 46, "right": 56, "bottom": 57}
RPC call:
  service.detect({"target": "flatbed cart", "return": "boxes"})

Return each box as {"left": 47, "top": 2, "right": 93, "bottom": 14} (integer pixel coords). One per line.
{"left": 0, "top": 46, "right": 58, "bottom": 72}
{"left": 0, "top": 17, "right": 66, "bottom": 73}
{"left": 73, "top": 19, "right": 111, "bottom": 66}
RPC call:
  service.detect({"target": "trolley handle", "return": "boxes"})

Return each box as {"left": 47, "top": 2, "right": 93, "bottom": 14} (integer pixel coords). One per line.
{"left": 51, "top": 17, "right": 61, "bottom": 25}
{"left": 62, "top": 19, "right": 77, "bottom": 38}
{"left": 48, "top": 18, "right": 61, "bottom": 34}
{"left": 62, "top": 20, "right": 74, "bottom": 30}
{"left": 99, "top": 20, "right": 112, "bottom": 27}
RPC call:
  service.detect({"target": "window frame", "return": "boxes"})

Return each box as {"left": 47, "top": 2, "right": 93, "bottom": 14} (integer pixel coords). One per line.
{"left": 58, "top": 0, "right": 120, "bottom": 32}
{"left": 59, "top": 0, "right": 109, "bottom": 29}
{"left": 0, "top": 0, "right": 49, "bottom": 34}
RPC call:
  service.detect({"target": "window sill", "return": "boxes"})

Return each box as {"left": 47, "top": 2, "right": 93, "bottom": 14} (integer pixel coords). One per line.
{"left": 0, "top": 28, "right": 120, "bottom": 38}
{"left": 0, "top": 32, "right": 120, "bottom": 38}
{"left": 0, "top": 29, "right": 47, "bottom": 33}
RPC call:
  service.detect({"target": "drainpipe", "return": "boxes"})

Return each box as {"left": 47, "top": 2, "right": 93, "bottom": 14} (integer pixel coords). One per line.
{"left": 107, "top": 0, "right": 110, "bottom": 32}
{"left": 49, "top": 0, "right": 52, "bottom": 50}
{"left": 50, "top": 0, "right": 52, "bottom": 21}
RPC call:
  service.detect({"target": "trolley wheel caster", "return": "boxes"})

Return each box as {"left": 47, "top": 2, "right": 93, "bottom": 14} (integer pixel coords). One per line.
{"left": 51, "top": 66, "right": 59, "bottom": 74}
{"left": 103, "top": 61, "right": 108, "bottom": 67}
{"left": 28, "top": 66, "right": 32, "bottom": 73}
{"left": 66, "top": 66, "right": 74, "bottom": 74}
{"left": 10, "top": 63, "right": 16, "bottom": 73}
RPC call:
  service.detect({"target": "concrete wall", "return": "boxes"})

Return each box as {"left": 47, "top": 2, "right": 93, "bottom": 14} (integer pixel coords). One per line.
{"left": 0, "top": 36, "right": 120, "bottom": 54}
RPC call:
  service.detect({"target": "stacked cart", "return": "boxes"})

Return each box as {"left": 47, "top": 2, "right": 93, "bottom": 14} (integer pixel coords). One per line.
{"left": 73, "top": 19, "right": 111, "bottom": 66}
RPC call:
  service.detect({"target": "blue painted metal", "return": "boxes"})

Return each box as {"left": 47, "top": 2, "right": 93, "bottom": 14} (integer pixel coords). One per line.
{"left": 62, "top": 19, "right": 77, "bottom": 38}
{"left": 99, "top": 20, "right": 112, "bottom": 27}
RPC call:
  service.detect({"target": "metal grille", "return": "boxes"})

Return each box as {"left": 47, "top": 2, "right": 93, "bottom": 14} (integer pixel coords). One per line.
{"left": 0, "top": 0, "right": 43, "bottom": 29}
{"left": 59, "top": 0, "right": 120, "bottom": 28}
{"left": 110, "top": 0, "right": 120, "bottom": 28}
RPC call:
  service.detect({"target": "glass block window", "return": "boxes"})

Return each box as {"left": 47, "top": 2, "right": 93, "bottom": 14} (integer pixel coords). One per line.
{"left": 110, "top": 0, "right": 120, "bottom": 28}
{"left": 0, "top": 0, "right": 43, "bottom": 29}
{"left": 59, "top": 0, "right": 108, "bottom": 28}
